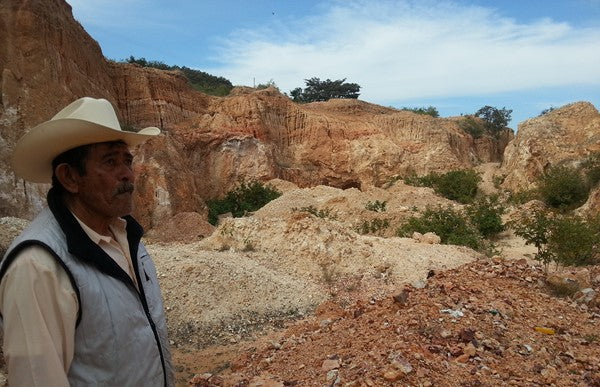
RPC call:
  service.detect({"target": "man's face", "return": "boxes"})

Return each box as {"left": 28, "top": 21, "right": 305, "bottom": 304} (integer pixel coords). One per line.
{"left": 75, "top": 142, "right": 135, "bottom": 220}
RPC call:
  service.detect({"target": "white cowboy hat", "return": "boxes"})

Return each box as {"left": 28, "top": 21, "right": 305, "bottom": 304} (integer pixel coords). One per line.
{"left": 12, "top": 97, "right": 161, "bottom": 183}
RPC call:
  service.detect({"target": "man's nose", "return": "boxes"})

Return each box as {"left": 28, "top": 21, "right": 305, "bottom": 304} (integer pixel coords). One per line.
{"left": 118, "top": 161, "right": 134, "bottom": 181}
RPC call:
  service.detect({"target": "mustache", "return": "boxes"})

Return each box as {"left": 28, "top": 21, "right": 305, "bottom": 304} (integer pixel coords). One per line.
{"left": 114, "top": 182, "right": 134, "bottom": 195}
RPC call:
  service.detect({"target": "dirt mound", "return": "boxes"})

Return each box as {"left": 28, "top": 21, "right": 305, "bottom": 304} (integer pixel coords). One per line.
{"left": 150, "top": 198, "right": 481, "bottom": 352}
{"left": 145, "top": 212, "right": 214, "bottom": 243}
{"left": 193, "top": 259, "right": 600, "bottom": 386}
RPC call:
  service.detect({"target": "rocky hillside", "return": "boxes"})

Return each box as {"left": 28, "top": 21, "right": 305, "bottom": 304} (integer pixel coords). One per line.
{"left": 501, "top": 102, "right": 600, "bottom": 192}
{"left": 1, "top": 0, "right": 512, "bottom": 230}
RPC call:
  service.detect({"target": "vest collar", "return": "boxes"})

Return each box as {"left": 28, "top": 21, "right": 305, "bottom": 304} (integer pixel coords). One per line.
{"left": 47, "top": 187, "right": 144, "bottom": 287}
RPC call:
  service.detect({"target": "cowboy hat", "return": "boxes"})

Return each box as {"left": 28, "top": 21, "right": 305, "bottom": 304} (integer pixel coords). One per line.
{"left": 12, "top": 97, "right": 161, "bottom": 183}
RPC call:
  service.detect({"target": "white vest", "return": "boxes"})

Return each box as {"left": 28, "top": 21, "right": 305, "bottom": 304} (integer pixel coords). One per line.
{"left": 1, "top": 195, "right": 174, "bottom": 386}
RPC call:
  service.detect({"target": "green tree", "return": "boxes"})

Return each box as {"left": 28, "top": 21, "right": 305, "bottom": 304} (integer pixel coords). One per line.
{"left": 290, "top": 77, "right": 360, "bottom": 102}
{"left": 475, "top": 106, "right": 512, "bottom": 135}
{"left": 511, "top": 210, "right": 600, "bottom": 268}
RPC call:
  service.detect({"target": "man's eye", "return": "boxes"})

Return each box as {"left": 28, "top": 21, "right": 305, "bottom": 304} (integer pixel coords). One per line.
{"left": 105, "top": 159, "right": 116, "bottom": 166}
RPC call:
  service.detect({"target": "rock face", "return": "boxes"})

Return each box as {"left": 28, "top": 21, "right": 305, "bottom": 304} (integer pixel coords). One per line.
{"left": 0, "top": 0, "right": 516, "bottom": 231}
{"left": 0, "top": 0, "right": 209, "bottom": 224}
{"left": 501, "top": 102, "right": 600, "bottom": 192}
{"left": 172, "top": 90, "right": 513, "bottom": 200}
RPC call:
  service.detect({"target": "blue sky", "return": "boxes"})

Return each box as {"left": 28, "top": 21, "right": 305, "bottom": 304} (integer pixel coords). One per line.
{"left": 68, "top": 0, "right": 600, "bottom": 128}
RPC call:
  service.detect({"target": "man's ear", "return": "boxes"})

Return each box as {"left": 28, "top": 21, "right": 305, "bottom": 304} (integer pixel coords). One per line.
{"left": 54, "top": 164, "right": 81, "bottom": 194}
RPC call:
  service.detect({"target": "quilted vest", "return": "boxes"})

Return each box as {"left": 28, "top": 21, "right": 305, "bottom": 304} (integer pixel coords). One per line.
{"left": 0, "top": 188, "right": 174, "bottom": 386}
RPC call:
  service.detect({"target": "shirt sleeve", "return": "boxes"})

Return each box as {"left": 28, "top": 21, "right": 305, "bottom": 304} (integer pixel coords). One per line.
{"left": 0, "top": 245, "right": 79, "bottom": 387}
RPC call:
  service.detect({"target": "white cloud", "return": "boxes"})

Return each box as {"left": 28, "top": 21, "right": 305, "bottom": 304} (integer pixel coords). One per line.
{"left": 207, "top": 0, "right": 600, "bottom": 104}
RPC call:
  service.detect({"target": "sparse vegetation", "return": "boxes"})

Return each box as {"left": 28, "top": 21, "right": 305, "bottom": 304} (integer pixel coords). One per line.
{"left": 123, "top": 56, "right": 234, "bottom": 96}
{"left": 357, "top": 218, "right": 390, "bottom": 235}
{"left": 256, "top": 79, "right": 279, "bottom": 90}
{"left": 365, "top": 200, "right": 387, "bottom": 212}
{"left": 207, "top": 181, "right": 281, "bottom": 225}
{"left": 459, "top": 117, "right": 486, "bottom": 139}
{"left": 401, "top": 106, "right": 439, "bottom": 118}
{"left": 293, "top": 205, "right": 338, "bottom": 220}
{"left": 539, "top": 106, "right": 556, "bottom": 116}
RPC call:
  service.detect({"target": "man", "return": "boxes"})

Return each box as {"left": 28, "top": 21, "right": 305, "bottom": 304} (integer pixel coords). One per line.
{"left": 0, "top": 97, "right": 174, "bottom": 386}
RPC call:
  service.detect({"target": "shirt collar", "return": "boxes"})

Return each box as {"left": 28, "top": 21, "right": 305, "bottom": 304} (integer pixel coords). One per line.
{"left": 71, "top": 213, "right": 127, "bottom": 245}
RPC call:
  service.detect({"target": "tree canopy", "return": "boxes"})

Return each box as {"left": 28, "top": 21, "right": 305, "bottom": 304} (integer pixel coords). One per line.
{"left": 475, "top": 106, "right": 513, "bottom": 134}
{"left": 290, "top": 77, "right": 361, "bottom": 103}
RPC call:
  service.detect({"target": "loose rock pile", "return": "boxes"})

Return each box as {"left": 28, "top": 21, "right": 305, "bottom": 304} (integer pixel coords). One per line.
{"left": 197, "top": 258, "right": 600, "bottom": 386}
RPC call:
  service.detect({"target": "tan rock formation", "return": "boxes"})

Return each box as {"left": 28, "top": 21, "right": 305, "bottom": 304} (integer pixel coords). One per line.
{"left": 501, "top": 102, "right": 600, "bottom": 192}
{"left": 1, "top": 0, "right": 513, "bottom": 231}
{"left": 172, "top": 92, "right": 512, "bottom": 199}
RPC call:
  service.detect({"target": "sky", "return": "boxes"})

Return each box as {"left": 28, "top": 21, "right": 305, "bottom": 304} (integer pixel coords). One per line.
{"left": 67, "top": 0, "right": 600, "bottom": 128}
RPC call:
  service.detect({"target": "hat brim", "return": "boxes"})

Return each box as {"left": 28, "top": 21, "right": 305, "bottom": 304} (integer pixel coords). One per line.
{"left": 12, "top": 118, "right": 160, "bottom": 184}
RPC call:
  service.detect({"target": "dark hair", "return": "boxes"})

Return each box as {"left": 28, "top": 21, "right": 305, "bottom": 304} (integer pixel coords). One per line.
{"left": 51, "top": 144, "right": 93, "bottom": 194}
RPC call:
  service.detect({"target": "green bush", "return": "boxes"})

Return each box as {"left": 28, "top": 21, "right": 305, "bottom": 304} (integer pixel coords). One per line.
{"left": 465, "top": 195, "right": 505, "bottom": 238}
{"left": 207, "top": 181, "right": 281, "bottom": 225}
{"left": 548, "top": 216, "right": 600, "bottom": 266}
{"left": 434, "top": 170, "right": 481, "bottom": 204}
{"left": 511, "top": 210, "right": 600, "bottom": 268}
{"left": 404, "top": 170, "right": 480, "bottom": 204}
{"left": 397, "top": 206, "right": 482, "bottom": 250}
{"left": 538, "top": 165, "right": 589, "bottom": 211}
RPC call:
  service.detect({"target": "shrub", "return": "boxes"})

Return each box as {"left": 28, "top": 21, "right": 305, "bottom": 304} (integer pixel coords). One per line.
{"left": 293, "top": 205, "right": 338, "bottom": 220}
{"left": 397, "top": 206, "right": 482, "bottom": 250}
{"left": 538, "top": 165, "right": 589, "bottom": 211}
{"left": 403, "top": 173, "right": 439, "bottom": 188}
{"left": 401, "top": 106, "right": 439, "bottom": 118}
{"left": 365, "top": 200, "right": 387, "bottom": 212}
{"left": 403, "top": 170, "right": 480, "bottom": 204}
{"left": 434, "top": 170, "right": 480, "bottom": 204}
{"left": 465, "top": 195, "right": 505, "bottom": 238}
{"left": 460, "top": 117, "right": 486, "bottom": 139}
{"left": 357, "top": 218, "right": 390, "bottom": 235}
{"left": 510, "top": 209, "right": 555, "bottom": 267}
{"left": 507, "top": 188, "right": 539, "bottom": 205}
{"left": 511, "top": 210, "right": 600, "bottom": 268}
{"left": 207, "top": 181, "right": 281, "bottom": 225}
{"left": 548, "top": 216, "right": 600, "bottom": 266}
